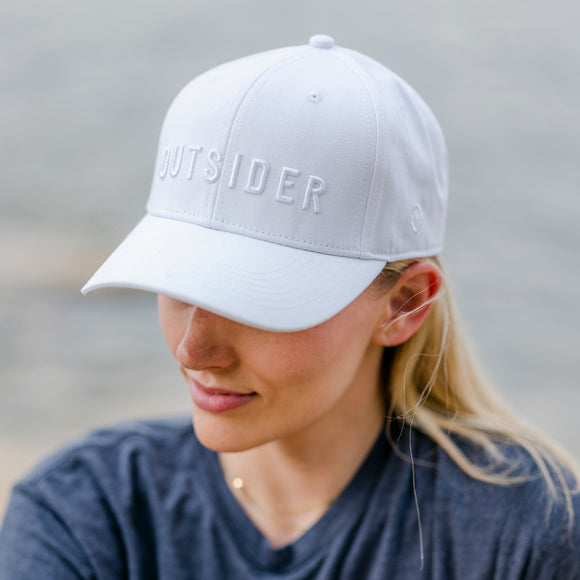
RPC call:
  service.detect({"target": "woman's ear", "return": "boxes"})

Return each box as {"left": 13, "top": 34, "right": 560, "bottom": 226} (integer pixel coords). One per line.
{"left": 373, "top": 260, "right": 443, "bottom": 347}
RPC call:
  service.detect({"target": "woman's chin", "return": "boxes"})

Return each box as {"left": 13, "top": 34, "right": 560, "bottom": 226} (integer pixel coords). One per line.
{"left": 190, "top": 410, "right": 269, "bottom": 453}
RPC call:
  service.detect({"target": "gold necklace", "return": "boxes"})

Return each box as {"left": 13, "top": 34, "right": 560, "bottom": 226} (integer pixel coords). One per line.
{"left": 229, "top": 476, "right": 335, "bottom": 531}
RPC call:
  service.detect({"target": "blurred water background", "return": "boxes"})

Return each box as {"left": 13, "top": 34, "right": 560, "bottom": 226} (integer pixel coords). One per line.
{"left": 1, "top": 0, "right": 579, "bottom": 518}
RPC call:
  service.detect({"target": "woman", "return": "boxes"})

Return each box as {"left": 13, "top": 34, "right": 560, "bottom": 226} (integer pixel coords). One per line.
{"left": 1, "top": 35, "right": 579, "bottom": 578}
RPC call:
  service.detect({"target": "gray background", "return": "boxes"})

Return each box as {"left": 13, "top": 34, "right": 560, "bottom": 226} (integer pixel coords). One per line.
{"left": 1, "top": 0, "right": 579, "bottom": 517}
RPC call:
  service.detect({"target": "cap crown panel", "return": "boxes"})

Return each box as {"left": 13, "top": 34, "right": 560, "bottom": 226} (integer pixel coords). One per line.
{"left": 213, "top": 49, "right": 376, "bottom": 256}
{"left": 146, "top": 47, "right": 305, "bottom": 225}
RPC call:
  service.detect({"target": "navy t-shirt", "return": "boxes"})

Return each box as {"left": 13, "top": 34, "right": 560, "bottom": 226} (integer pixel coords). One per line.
{"left": 1, "top": 416, "right": 579, "bottom": 579}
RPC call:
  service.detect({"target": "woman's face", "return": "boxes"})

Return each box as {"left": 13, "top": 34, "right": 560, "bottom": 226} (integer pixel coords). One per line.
{"left": 158, "top": 288, "right": 388, "bottom": 452}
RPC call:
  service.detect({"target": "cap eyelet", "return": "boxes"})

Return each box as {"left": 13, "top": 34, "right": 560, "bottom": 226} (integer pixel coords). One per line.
{"left": 307, "top": 91, "right": 322, "bottom": 103}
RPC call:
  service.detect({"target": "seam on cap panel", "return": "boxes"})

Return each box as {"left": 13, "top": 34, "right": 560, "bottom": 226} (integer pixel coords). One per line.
{"left": 216, "top": 218, "right": 360, "bottom": 254}
{"left": 149, "top": 206, "right": 211, "bottom": 222}
{"left": 150, "top": 49, "right": 309, "bottom": 223}
{"left": 204, "top": 59, "right": 281, "bottom": 222}
{"left": 334, "top": 49, "right": 381, "bottom": 260}
{"left": 214, "top": 49, "right": 313, "bottom": 227}
{"left": 210, "top": 48, "right": 311, "bottom": 227}
{"left": 395, "top": 77, "right": 449, "bottom": 213}
{"left": 148, "top": 67, "right": 248, "bottom": 222}
{"left": 148, "top": 201, "right": 362, "bottom": 256}
{"left": 147, "top": 207, "right": 421, "bottom": 260}
{"left": 149, "top": 206, "right": 360, "bottom": 254}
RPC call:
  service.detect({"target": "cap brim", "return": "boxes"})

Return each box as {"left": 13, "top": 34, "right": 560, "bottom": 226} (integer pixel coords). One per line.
{"left": 82, "top": 214, "right": 386, "bottom": 332}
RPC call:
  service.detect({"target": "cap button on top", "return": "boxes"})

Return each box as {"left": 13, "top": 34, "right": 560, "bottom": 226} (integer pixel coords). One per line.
{"left": 309, "top": 34, "right": 335, "bottom": 49}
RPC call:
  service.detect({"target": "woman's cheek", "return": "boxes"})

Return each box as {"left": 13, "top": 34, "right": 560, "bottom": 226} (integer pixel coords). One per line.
{"left": 256, "top": 338, "right": 342, "bottom": 390}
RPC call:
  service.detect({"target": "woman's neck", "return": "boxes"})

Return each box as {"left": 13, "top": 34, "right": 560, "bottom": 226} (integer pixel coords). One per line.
{"left": 219, "top": 377, "right": 385, "bottom": 548}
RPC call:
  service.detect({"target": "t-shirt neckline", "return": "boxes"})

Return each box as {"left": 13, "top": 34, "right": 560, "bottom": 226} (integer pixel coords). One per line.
{"left": 197, "top": 428, "right": 389, "bottom": 572}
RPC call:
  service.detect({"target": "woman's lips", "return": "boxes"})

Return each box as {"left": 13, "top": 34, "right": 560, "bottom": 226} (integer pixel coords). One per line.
{"left": 189, "top": 379, "right": 257, "bottom": 413}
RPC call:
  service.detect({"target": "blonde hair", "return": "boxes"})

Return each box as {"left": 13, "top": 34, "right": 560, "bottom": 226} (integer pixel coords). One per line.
{"left": 376, "top": 257, "right": 580, "bottom": 521}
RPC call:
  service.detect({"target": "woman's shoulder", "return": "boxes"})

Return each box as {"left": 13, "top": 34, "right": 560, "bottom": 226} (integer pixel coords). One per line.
{"left": 17, "top": 415, "right": 201, "bottom": 493}
{"left": 420, "top": 430, "right": 577, "bottom": 514}
{"left": 415, "top": 429, "right": 580, "bottom": 575}
{"left": 0, "top": 416, "right": 208, "bottom": 578}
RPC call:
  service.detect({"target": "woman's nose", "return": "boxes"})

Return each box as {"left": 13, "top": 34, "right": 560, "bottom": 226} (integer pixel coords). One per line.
{"left": 175, "top": 307, "right": 237, "bottom": 371}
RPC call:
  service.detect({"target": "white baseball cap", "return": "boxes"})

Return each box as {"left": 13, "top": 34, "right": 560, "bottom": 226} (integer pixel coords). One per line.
{"left": 82, "top": 34, "right": 448, "bottom": 332}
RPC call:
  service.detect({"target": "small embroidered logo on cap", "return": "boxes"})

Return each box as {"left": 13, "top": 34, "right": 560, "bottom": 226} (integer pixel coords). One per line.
{"left": 410, "top": 204, "right": 424, "bottom": 233}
